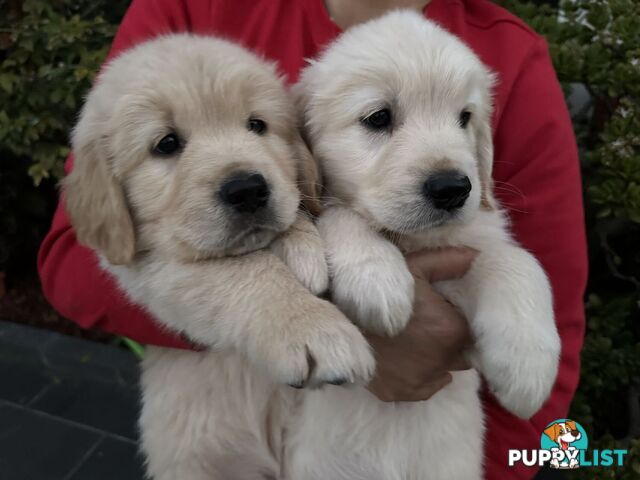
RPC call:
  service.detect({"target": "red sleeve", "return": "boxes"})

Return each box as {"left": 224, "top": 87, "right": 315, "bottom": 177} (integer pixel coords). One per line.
{"left": 483, "top": 39, "right": 588, "bottom": 478}
{"left": 37, "top": 0, "right": 195, "bottom": 349}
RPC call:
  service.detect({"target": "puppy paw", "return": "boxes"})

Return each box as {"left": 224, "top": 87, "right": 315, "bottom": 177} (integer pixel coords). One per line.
{"left": 270, "top": 221, "right": 329, "bottom": 296}
{"left": 473, "top": 312, "right": 560, "bottom": 419}
{"left": 277, "top": 243, "right": 328, "bottom": 296}
{"left": 252, "top": 299, "right": 375, "bottom": 388}
{"left": 331, "top": 245, "right": 414, "bottom": 336}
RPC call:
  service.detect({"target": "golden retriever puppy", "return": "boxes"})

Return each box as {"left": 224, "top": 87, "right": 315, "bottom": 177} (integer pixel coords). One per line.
{"left": 63, "top": 34, "right": 374, "bottom": 480}
{"left": 290, "top": 11, "right": 561, "bottom": 479}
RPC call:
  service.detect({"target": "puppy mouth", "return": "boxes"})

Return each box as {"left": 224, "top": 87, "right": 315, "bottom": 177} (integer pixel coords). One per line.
{"left": 381, "top": 208, "right": 461, "bottom": 234}
{"left": 225, "top": 209, "right": 293, "bottom": 244}
{"left": 175, "top": 217, "right": 287, "bottom": 259}
{"left": 223, "top": 224, "right": 281, "bottom": 255}
{"left": 231, "top": 213, "right": 289, "bottom": 236}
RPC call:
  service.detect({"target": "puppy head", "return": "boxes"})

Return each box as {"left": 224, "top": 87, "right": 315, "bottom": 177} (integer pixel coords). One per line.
{"left": 64, "top": 35, "right": 318, "bottom": 264}
{"left": 297, "top": 11, "right": 496, "bottom": 234}
{"left": 544, "top": 421, "right": 581, "bottom": 445}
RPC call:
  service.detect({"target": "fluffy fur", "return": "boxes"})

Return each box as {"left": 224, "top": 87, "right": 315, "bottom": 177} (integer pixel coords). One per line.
{"left": 291, "top": 11, "right": 561, "bottom": 479}
{"left": 63, "top": 35, "right": 375, "bottom": 480}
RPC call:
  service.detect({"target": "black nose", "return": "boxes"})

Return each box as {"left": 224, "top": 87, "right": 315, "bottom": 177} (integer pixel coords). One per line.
{"left": 219, "top": 173, "right": 270, "bottom": 213}
{"left": 423, "top": 171, "right": 472, "bottom": 211}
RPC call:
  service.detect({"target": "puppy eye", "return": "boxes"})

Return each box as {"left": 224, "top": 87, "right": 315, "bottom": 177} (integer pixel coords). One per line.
{"left": 248, "top": 118, "right": 267, "bottom": 135}
{"left": 459, "top": 110, "right": 472, "bottom": 129}
{"left": 361, "top": 108, "right": 392, "bottom": 131}
{"left": 153, "top": 133, "right": 182, "bottom": 155}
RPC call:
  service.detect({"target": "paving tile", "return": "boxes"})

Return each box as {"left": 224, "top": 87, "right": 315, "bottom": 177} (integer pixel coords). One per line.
{"left": 0, "top": 321, "right": 140, "bottom": 386}
{"left": 0, "top": 402, "right": 102, "bottom": 480}
{"left": 29, "top": 377, "right": 141, "bottom": 441}
{"left": 0, "top": 357, "right": 53, "bottom": 405}
{"left": 42, "top": 334, "right": 140, "bottom": 386}
{"left": 0, "top": 328, "right": 47, "bottom": 376}
{"left": 0, "top": 321, "right": 53, "bottom": 352}
{"left": 68, "top": 435, "right": 145, "bottom": 480}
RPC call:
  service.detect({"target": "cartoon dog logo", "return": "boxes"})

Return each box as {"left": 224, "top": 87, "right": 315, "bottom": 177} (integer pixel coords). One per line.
{"left": 542, "top": 420, "right": 583, "bottom": 469}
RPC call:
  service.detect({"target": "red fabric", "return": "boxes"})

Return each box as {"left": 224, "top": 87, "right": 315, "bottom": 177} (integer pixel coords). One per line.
{"left": 37, "top": 0, "right": 588, "bottom": 478}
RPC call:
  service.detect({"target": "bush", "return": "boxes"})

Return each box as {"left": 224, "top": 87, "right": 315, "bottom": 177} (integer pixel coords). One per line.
{"left": 0, "top": 0, "right": 129, "bottom": 272}
{"left": 1, "top": 0, "right": 638, "bottom": 477}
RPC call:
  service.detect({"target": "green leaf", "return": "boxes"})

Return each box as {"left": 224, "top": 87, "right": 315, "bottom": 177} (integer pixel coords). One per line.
{"left": 120, "top": 337, "right": 146, "bottom": 360}
{"left": 0, "top": 75, "right": 13, "bottom": 93}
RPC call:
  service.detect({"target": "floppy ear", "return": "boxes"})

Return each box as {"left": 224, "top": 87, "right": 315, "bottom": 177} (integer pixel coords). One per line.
{"left": 289, "top": 81, "right": 323, "bottom": 216}
{"left": 292, "top": 131, "right": 322, "bottom": 216}
{"left": 62, "top": 125, "right": 136, "bottom": 265}
{"left": 543, "top": 423, "right": 561, "bottom": 443}
{"left": 475, "top": 109, "right": 497, "bottom": 211}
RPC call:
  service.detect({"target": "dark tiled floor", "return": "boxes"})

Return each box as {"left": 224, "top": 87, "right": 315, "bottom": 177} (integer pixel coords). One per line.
{"left": 67, "top": 436, "right": 146, "bottom": 480}
{"left": 0, "top": 321, "right": 144, "bottom": 480}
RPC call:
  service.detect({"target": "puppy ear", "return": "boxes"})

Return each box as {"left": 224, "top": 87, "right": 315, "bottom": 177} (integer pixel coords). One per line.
{"left": 290, "top": 82, "right": 323, "bottom": 216}
{"left": 62, "top": 126, "right": 136, "bottom": 265}
{"left": 543, "top": 423, "right": 560, "bottom": 443}
{"left": 292, "top": 131, "right": 322, "bottom": 216}
{"left": 475, "top": 110, "right": 497, "bottom": 211}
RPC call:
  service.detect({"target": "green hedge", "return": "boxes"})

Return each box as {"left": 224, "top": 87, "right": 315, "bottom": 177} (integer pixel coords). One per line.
{"left": 0, "top": 0, "right": 128, "bottom": 183}
{"left": 1, "top": 0, "right": 639, "bottom": 477}
{"left": 0, "top": 0, "right": 128, "bottom": 272}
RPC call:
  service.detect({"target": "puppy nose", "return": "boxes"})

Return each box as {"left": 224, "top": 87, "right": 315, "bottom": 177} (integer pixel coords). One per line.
{"left": 423, "top": 171, "right": 472, "bottom": 211}
{"left": 219, "top": 172, "right": 270, "bottom": 213}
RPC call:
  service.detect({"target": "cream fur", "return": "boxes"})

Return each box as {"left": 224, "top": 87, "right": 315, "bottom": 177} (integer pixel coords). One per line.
{"left": 64, "top": 35, "right": 374, "bottom": 479}
{"left": 292, "top": 11, "right": 561, "bottom": 479}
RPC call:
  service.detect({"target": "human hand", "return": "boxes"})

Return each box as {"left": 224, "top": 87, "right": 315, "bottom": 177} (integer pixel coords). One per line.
{"left": 366, "top": 247, "right": 476, "bottom": 402}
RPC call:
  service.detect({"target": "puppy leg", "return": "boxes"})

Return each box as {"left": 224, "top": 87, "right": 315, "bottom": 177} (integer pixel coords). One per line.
{"left": 140, "top": 348, "right": 281, "bottom": 480}
{"left": 108, "top": 250, "right": 374, "bottom": 389}
{"left": 318, "top": 206, "right": 414, "bottom": 336}
{"left": 269, "top": 212, "right": 329, "bottom": 295}
{"left": 438, "top": 243, "right": 560, "bottom": 419}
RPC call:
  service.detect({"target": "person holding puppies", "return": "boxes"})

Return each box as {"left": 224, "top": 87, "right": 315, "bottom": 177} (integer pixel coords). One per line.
{"left": 39, "top": 0, "right": 587, "bottom": 478}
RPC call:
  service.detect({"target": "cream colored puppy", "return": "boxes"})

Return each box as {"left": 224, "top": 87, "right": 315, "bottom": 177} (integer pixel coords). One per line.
{"left": 63, "top": 35, "right": 374, "bottom": 480}
{"left": 291, "top": 11, "right": 561, "bottom": 479}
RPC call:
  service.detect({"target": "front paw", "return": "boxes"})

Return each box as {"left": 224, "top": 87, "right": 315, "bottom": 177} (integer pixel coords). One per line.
{"left": 331, "top": 248, "right": 414, "bottom": 336}
{"left": 252, "top": 299, "right": 375, "bottom": 388}
{"left": 270, "top": 227, "right": 329, "bottom": 296}
{"left": 473, "top": 310, "right": 560, "bottom": 419}
{"left": 283, "top": 245, "right": 328, "bottom": 296}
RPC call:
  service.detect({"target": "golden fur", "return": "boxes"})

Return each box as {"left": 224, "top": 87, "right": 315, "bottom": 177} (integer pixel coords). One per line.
{"left": 287, "top": 11, "right": 560, "bottom": 479}
{"left": 63, "top": 34, "right": 374, "bottom": 479}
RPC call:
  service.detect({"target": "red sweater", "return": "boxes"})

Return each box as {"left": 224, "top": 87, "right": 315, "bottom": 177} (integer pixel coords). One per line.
{"left": 38, "top": 0, "right": 588, "bottom": 478}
